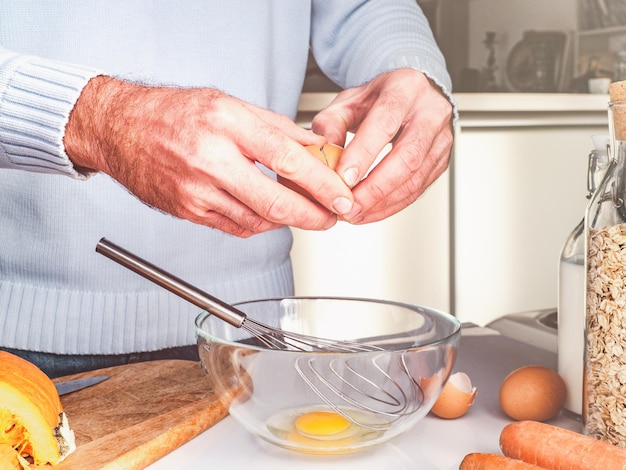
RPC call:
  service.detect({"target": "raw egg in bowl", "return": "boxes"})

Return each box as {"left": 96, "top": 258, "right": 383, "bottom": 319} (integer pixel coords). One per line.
{"left": 196, "top": 297, "right": 461, "bottom": 454}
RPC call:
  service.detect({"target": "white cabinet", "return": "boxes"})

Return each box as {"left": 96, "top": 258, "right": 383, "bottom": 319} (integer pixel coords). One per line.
{"left": 453, "top": 93, "right": 608, "bottom": 325}
{"left": 292, "top": 92, "right": 609, "bottom": 326}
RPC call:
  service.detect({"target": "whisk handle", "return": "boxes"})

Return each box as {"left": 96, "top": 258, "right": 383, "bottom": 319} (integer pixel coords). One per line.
{"left": 96, "top": 238, "right": 246, "bottom": 328}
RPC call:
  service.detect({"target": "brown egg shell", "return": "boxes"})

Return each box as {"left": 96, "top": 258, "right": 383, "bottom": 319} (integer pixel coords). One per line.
{"left": 277, "top": 143, "right": 343, "bottom": 199}
{"left": 430, "top": 372, "right": 477, "bottom": 419}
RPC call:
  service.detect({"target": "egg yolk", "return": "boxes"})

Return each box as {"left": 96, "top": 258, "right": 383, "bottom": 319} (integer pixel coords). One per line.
{"left": 294, "top": 411, "right": 351, "bottom": 438}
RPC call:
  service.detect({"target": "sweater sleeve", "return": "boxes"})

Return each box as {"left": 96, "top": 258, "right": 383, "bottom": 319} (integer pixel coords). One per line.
{"left": 0, "top": 47, "right": 102, "bottom": 178}
{"left": 310, "top": 0, "right": 457, "bottom": 119}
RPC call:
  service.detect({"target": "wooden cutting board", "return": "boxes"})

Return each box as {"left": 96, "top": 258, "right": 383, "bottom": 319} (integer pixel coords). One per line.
{"left": 52, "top": 359, "right": 229, "bottom": 470}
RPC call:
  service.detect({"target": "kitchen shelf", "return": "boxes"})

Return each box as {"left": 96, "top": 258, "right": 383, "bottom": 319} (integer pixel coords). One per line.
{"left": 578, "top": 0, "right": 626, "bottom": 30}
{"left": 575, "top": 1, "right": 626, "bottom": 77}
{"left": 578, "top": 25, "right": 626, "bottom": 37}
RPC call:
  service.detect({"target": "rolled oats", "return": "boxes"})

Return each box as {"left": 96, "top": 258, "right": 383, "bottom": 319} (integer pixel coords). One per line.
{"left": 587, "top": 223, "right": 626, "bottom": 446}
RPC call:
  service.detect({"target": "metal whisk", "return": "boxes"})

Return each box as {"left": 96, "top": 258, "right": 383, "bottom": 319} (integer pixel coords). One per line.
{"left": 96, "top": 238, "right": 428, "bottom": 431}
{"left": 295, "top": 353, "right": 424, "bottom": 430}
{"left": 95, "top": 238, "right": 380, "bottom": 352}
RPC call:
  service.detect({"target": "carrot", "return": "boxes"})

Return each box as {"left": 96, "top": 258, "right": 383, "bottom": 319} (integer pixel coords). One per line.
{"left": 500, "top": 420, "right": 626, "bottom": 469}
{"left": 460, "top": 452, "right": 546, "bottom": 469}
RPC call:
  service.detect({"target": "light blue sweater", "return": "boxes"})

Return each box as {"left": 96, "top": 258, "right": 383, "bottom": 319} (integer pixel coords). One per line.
{"left": 0, "top": 0, "right": 452, "bottom": 354}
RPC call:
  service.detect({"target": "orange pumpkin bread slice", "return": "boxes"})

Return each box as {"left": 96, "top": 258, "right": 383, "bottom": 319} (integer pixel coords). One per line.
{"left": 0, "top": 351, "right": 75, "bottom": 466}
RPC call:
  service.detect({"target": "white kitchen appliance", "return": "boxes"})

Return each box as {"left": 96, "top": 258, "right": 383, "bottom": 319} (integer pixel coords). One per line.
{"left": 486, "top": 308, "right": 557, "bottom": 353}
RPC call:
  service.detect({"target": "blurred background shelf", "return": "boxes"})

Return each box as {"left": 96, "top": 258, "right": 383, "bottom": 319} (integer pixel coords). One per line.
{"left": 411, "top": 0, "right": 626, "bottom": 93}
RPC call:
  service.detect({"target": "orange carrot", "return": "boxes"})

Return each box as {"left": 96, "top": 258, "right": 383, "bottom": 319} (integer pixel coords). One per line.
{"left": 500, "top": 420, "right": 626, "bottom": 470}
{"left": 460, "top": 452, "right": 546, "bottom": 469}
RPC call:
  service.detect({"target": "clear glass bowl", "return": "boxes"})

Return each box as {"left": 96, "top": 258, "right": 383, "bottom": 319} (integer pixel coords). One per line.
{"left": 195, "top": 297, "right": 461, "bottom": 455}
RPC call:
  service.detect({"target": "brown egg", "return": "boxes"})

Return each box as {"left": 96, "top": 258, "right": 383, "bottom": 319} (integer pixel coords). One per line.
{"left": 278, "top": 143, "right": 343, "bottom": 200}
{"left": 499, "top": 365, "right": 566, "bottom": 421}
{"left": 430, "top": 372, "right": 477, "bottom": 419}
{"left": 303, "top": 143, "right": 343, "bottom": 170}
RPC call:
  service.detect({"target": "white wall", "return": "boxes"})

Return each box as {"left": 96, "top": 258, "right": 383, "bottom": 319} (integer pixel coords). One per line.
{"left": 290, "top": 134, "right": 451, "bottom": 314}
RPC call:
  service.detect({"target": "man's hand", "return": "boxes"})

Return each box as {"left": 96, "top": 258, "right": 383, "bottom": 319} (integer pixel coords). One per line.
{"left": 312, "top": 68, "right": 453, "bottom": 224}
{"left": 64, "top": 76, "right": 355, "bottom": 237}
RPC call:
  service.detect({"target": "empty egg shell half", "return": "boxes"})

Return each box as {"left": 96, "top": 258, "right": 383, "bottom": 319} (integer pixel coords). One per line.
{"left": 430, "top": 372, "right": 477, "bottom": 419}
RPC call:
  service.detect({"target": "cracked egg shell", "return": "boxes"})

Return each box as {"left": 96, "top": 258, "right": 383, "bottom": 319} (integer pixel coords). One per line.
{"left": 430, "top": 372, "right": 477, "bottom": 419}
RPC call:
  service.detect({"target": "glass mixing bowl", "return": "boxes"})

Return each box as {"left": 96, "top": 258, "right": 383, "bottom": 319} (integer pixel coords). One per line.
{"left": 195, "top": 297, "right": 461, "bottom": 455}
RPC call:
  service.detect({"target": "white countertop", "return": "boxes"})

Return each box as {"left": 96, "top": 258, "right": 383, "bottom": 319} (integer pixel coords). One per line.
{"left": 148, "top": 326, "right": 581, "bottom": 470}
{"left": 298, "top": 92, "right": 609, "bottom": 113}
{"left": 452, "top": 93, "right": 609, "bottom": 113}
{"left": 297, "top": 92, "right": 609, "bottom": 128}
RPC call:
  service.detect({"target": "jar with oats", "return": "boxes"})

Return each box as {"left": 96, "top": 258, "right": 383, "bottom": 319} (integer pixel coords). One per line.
{"left": 559, "top": 135, "right": 609, "bottom": 419}
{"left": 584, "top": 100, "right": 626, "bottom": 446}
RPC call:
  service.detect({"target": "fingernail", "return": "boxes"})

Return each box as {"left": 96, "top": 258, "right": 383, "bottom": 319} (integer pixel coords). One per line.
{"left": 323, "top": 216, "right": 337, "bottom": 230}
{"left": 343, "top": 167, "right": 359, "bottom": 187}
{"left": 332, "top": 196, "right": 353, "bottom": 215}
{"left": 343, "top": 202, "right": 363, "bottom": 222}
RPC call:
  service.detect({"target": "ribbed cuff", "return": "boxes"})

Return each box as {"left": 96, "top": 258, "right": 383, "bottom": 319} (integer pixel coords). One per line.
{"left": 0, "top": 52, "right": 102, "bottom": 178}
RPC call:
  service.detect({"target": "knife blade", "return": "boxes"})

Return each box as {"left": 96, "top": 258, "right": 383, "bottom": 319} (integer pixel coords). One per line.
{"left": 55, "top": 375, "right": 109, "bottom": 396}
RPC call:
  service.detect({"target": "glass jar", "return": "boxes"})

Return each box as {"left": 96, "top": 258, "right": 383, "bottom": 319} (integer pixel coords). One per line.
{"left": 584, "top": 102, "right": 626, "bottom": 446}
{"left": 558, "top": 135, "right": 609, "bottom": 418}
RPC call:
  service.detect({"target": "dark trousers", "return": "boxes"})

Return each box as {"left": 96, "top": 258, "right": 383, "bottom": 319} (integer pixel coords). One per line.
{"left": 0, "top": 345, "right": 200, "bottom": 378}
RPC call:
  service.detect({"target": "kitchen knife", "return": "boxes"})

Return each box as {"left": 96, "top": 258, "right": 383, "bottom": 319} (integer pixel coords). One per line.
{"left": 55, "top": 375, "right": 109, "bottom": 396}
